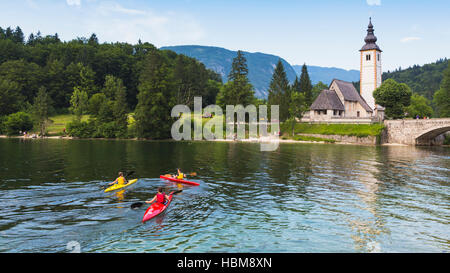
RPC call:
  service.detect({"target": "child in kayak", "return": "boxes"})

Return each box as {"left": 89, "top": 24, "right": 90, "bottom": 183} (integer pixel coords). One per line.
{"left": 146, "top": 187, "right": 170, "bottom": 205}
{"left": 109, "top": 172, "right": 128, "bottom": 186}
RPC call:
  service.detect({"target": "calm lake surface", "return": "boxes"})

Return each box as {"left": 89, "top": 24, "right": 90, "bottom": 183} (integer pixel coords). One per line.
{"left": 0, "top": 138, "right": 448, "bottom": 253}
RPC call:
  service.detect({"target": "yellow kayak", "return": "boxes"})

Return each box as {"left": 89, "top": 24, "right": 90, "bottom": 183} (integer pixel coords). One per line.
{"left": 104, "top": 179, "right": 138, "bottom": 193}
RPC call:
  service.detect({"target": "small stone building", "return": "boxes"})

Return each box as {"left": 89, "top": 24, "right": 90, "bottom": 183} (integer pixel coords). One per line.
{"left": 307, "top": 79, "right": 373, "bottom": 121}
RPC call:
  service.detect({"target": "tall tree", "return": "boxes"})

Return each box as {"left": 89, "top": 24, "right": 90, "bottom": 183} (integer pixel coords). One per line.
{"left": 112, "top": 77, "right": 128, "bottom": 138}
{"left": 433, "top": 61, "right": 450, "bottom": 117}
{"left": 32, "top": 86, "right": 51, "bottom": 136}
{"left": 288, "top": 91, "right": 307, "bottom": 136}
{"left": 228, "top": 50, "right": 249, "bottom": 82}
{"left": 373, "top": 79, "right": 412, "bottom": 119}
{"left": 267, "top": 59, "right": 291, "bottom": 121}
{"left": 70, "top": 87, "right": 89, "bottom": 120}
{"left": 135, "top": 51, "right": 175, "bottom": 139}
{"left": 216, "top": 50, "right": 254, "bottom": 108}
{"left": 299, "top": 64, "right": 313, "bottom": 106}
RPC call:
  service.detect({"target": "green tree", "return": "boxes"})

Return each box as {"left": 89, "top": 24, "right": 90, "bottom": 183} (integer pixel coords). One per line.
{"left": 32, "top": 86, "right": 51, "bottom": 136}
{"left": 88, "top": 93, "right": 107, "bottom": 116}
{"left": 45, "top": 59, "right": 69, "bottom": 109}
{"left": 406, "top": 93, "right": 433, "bottom": 118}
{"left": 298, "top": 64, "right": 313, "bottom": 106}
{"left": 433, "top": 62, "right": 450, "bottom": 117}
{"left": 288, "top": 91, "right": 307, "bottom": 136}
{"left": 373, "top": 79, "right": 412, "bottom": 119}
{"left": 267, "top": 59, "right": 291, "bottom": 121}
{"left": 0, "top": 79, "right": 23, "bottom": 116}
{"left": 4, "top": 112, "right": 33, "bottom": 136}
{"left": 216, "top": 50, "right": 255, "bottom": 108}
{"left": 311, "top": 81, "right": 328, "bottom": 102}
{"left": 228, "top": 50, "right": 248, "bottom": 82}
{"left": 135, "top": 51, "right": 175, "bottom": 139}
{"left": 0, "top": 59, "right": 42, "bottom": 103}
{"left": 70, "top": 87, "right": 89, "bottom": 120}
{"left": 112, "top": 77, "right": 128, "bottom": 138}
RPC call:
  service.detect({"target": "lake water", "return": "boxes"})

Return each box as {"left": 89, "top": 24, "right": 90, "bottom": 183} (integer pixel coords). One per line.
{"left": 0, "top": 138, "right": 448, "bottom": 253}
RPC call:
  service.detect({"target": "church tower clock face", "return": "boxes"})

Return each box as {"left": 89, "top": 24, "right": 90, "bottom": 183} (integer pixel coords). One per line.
{"left": 359, "top": 17, "right": 382, "bottom": 111}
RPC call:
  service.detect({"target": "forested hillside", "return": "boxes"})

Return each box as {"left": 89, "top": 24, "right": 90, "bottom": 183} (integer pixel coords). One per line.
{"left": 0, "top": 26, "right": 222, "bottom": 138}
{"left": 382, "top": 58, "right": 448, "bottom": 100}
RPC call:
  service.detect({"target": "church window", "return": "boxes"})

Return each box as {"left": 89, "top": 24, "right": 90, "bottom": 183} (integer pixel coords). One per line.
{"left": 366, "top": 54, "right": 371, "bottom": 61}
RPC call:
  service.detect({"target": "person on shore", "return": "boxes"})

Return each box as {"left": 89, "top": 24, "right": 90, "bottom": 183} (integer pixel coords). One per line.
{"left": 145, "top": 187, "right": 170, "bottom": 205}
{"left": 109, "top": 172, "right": 128, "bottom": 186}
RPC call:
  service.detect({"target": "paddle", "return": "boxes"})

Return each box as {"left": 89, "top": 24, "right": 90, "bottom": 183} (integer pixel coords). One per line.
{"left": 163, "top": 172, "right": 197, "bottom": 178}
{"left": 130, "top": 190, "right": 183, "bottom": 209}
{"left": 102, "top": 170, "right": 135, "bottom": 189}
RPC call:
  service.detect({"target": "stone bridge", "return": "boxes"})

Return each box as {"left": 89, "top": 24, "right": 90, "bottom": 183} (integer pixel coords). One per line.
{"left": 383, "top": 118, "right": 450, "bottom": 145}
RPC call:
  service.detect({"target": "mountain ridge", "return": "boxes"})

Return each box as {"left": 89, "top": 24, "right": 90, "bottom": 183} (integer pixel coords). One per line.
{"left": 160, "top": 45, "right": 362, "bottom": 98}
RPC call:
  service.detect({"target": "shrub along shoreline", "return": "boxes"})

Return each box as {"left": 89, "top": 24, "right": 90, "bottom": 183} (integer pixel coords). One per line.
{"left": 1, "top": 114, "right": 386, "bottom": 146}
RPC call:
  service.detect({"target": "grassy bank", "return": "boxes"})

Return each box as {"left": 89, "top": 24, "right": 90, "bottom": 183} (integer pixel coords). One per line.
{"left": 281, "top": 122, "right": 385, "bottom": 138}
{"left": 46, "top": 114, "right": 90, "bottom": 136}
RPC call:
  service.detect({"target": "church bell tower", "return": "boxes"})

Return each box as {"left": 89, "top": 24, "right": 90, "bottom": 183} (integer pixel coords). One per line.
{"left": 360, "top": 18, "right": 382, "bottom": 111}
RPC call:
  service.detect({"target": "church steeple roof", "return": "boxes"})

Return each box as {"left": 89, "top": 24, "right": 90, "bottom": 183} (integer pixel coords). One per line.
{"left": 360, "top": 17, "right": 382, "bottom": 52}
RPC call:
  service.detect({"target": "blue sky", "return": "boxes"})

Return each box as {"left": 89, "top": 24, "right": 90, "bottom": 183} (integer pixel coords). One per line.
{"left": 1, "top": 0, "right": 449, "bottom": 71}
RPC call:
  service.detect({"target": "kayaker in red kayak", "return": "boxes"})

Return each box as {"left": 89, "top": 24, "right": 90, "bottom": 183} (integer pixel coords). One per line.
{"left": 109, "top": 172, "right": 128, "bottom": 186}
{"left": 172, "top": 169, "right": 186, "bottom": 180}
{"left": 145, "top": 187, "right": 170, "bottom": 205}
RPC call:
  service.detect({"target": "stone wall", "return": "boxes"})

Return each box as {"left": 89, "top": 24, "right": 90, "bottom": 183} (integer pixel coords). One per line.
{"left": 297, "top": 133, "right": 378, "bottom": 145}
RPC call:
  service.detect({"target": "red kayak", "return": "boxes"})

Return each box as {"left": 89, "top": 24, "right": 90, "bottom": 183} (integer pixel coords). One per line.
{"left": 142, "top": 193, "right": 174, "bottom": 223}
{"left": 160, "top": 175, "right": 200, "bottom": 186}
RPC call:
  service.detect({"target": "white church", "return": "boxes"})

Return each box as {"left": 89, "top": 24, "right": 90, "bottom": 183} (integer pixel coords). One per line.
{"left": 303, "top": 18, "right": 385, "bottom": 123}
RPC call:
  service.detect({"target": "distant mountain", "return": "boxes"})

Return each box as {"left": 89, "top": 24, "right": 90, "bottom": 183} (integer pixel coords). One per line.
{"left": 160, "top": 45, "right": 362, "bottom": 99}
{"left": 292, "top": 65, "right": 360, "bottom": 85}
{"left": 160, "top": 45, "right": 297, "bottom": 98}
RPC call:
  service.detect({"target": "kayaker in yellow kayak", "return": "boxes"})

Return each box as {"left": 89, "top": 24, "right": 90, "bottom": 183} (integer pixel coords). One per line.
{"left": 109, "top": 172, "right": 128, "bottom": 186}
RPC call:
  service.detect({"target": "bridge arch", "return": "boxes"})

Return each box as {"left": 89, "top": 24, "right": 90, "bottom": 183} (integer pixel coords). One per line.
{"left": 415, "top": 125, "right": 450, "bottom": 145}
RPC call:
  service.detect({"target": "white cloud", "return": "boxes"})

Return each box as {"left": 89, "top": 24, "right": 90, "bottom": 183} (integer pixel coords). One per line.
{"left": 98, "top": 2, "right": 146, "bottom": 15}
{"left": 66, "top": 0, "right": 81, "bottom": 6}
{"left": 366, "top": 0, "right": 381, "bottom": 6}
{"left": 400, "top": 37, "right": 421, "bottom": 43}
{"left": 83, "top": 3, "right": 205, "bottom": 45}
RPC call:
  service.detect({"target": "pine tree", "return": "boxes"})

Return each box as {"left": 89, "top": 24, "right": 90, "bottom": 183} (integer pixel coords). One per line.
{"left": 228, "top": 50, "right": 249, "bottom": 82}
{"left": 216, "top": 50, "right": 255, "bottom": 108}
{"left": 267, "top": 59, "right": 290, "bottom": 121}
{"left": 299, "top": 64, "right": 313, "bottom": 106}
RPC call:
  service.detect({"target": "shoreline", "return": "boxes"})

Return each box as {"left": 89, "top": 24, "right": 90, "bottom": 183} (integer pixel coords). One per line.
{"left": 1, "top": 134, "right": 441, "bottom": 147}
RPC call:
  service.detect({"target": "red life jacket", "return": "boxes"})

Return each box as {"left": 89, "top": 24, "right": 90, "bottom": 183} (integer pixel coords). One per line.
{"left": 156, "top": 192, "right": 165, "bottom": 204}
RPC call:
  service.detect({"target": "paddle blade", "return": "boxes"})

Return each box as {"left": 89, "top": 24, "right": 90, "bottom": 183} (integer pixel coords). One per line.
{"left": 130, "top": 202, "right": 144, "bottom": 209}
{"left": 171, "top": 190, "right": 183, "bottom": 195}
{"left": 189, "top": 172, "right": 197, "bottom": 176}
{"left": 125, "top": 170, "right": 135, "bottom": 177}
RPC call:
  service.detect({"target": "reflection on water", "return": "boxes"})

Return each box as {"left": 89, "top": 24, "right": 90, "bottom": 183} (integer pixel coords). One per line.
{"left": 0, "top": 138, "right": 448, "bottom": 252}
